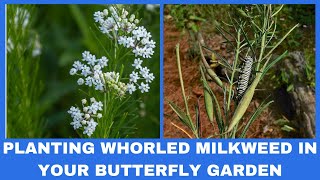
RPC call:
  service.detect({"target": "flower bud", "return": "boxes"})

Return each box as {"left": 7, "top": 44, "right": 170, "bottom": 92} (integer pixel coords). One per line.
{"left": 85, "top": 114, "right": 90, "bottom": 119}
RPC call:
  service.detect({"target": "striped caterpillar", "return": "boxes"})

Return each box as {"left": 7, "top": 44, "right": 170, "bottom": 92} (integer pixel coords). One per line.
{"left": 235, "top": 56, "right": 254, "bottom": 102}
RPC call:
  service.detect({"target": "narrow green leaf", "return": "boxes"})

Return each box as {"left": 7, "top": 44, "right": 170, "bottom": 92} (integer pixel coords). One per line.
{"left": 168, "top": 101, "right": 194, "bottom": 131}
{"left": 263, "top": 24, "right": 299, "bottom": 61}
{"left": 236, "top": 8, "right": 252, "bottom": 18}
{"left": 195, "top": 99, "right": 201, "bottom": 138}
{"left": 286, "top": 84, "right": 294, "bottom": 92}
{"left": 281, "top": 125, "right": 295, "bottom": 132}
{"left": 189, "top": 15, "right": 206, "bottom": 22}
{"left": 215, "top": 22, "right": 237, "bottom": 49}
{"left": 260, "top": 51, "right": 287, "bottom": 80}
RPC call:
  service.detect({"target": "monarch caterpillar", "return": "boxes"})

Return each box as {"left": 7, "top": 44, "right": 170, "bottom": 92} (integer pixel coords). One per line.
{"left": 235, "top": 56, "right": 254, "bottom": 102}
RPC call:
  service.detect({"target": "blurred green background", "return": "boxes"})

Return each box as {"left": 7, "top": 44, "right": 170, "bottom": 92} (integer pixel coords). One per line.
{"left": 7, "top": 4, "right": 160, "bottom": 138}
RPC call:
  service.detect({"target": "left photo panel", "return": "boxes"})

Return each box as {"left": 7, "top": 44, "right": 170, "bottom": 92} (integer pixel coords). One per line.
{"left": 6, "top": 4, "right": 160, "bottom": 138}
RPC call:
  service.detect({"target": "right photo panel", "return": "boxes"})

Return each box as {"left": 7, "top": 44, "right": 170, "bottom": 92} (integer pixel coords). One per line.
{"left": 164, "top": 4, "right": 315, "bottom": 138}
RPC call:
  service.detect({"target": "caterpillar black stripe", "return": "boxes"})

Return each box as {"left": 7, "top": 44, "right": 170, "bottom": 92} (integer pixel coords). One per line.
{"left": 235, "top": 56, "right": 253, "bottom": 102}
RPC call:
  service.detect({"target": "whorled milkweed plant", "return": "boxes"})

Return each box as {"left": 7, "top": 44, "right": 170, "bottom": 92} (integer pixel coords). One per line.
{"left": 68, "top": 5, "right": 156, "bottom": 138}
{"left": 169, "top": 5, "right": 298, "bottom": 138}
{"left": 7, "top": 5, "right": 44, "bottom": 138}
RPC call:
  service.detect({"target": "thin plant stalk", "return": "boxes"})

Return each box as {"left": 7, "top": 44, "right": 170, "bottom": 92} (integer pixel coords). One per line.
{"left": 176, "top": 43, "right": 191, "bottom": 119}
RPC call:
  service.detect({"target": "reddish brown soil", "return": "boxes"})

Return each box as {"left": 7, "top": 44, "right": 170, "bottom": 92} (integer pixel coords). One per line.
{"left": 164, "top": 18, "right": 284, "bottom": 139}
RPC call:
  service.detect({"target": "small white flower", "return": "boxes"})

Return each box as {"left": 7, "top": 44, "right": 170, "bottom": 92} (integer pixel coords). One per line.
{"left": 93, "top": 73, "right": 100, "bottom": 80}
{"left": 103, "top": 9, "right": 108, "bottom": 16}
{"left": 126, "top": 37, "right": 135, "bottom": 48}
{"left": 81, "top": 65, "right": 91, "bottom": 76}
{"left": 73, "top": 61, "right": 84, "bottom": 70}
{"left": 127, "top": 83, "right": 136, "bottom": 94}
{"left": 70, "top": 68, "right": 77, "bottom": 75}
{"left": 90, "top": 97, "right": 96, "bottom": 103}
{"left": 94, "top": 65, "right": 101, "bottom": 71}
{"left": 77, "top": 78, "right": 84, "bottom": 85}
{"left": 145, "top": 73, "right": 155, "bottom": 83}
{"left": 83, "top": 119, "right": 98, "bottom": 137}
{"left": 132, "top": 58, "right": 142, "bottom": 69}
{"left": 97, "top": 113, "right": 102, "bottom": 119}
{"left": 95, "top": 101, "right": 103, "bottom": 110}
{"left": 87, "top": 54, "right": 96, "bottom": 66}
{"left": 94, "top": 11, "right": 104, "bottom": 23}
{"left": 83, "top": 107, "right": 88, "bottom": 112}
{"left": 129, "top": 14, "right": 135, "bottom": 22}
{"left": 129, "top": 71, "right": 139, "bottom": 83}
{"left": 81, "top": 120, "right": 87, "bottom": 125}
{"left": 121, "top": 10, "right": 128, "bottom": 19}
{"left": 118, "top": 36, "right": 127, "bottom": 46}
{"left": 98, "top": 56, "right": 108, "bottom": 67}
{"left": 81, "top": 99, "right": 87, "bottom": 104}
{"left": 82, "top": 51, "right": 91, "bottom": 60}
{"left": 95, "top": 80, "right": 104, "bottom": 91}
{"left": 85, "top": 77, "right": 93, "bottom": 87}
{"left": 84, "top": 114, "right": 90, "bottom": 119}
{"left": 139, "top": 82, "right": 150, "bottom": 93}
{"left": 140, "top": 67, "right": 150, "bottom": 77}
{"left": 70, "top": 120, "right": 82, "bottom": 129}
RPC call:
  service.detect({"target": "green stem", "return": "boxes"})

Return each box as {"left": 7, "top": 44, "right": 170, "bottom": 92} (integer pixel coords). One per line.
{"left": 176, "top": 44, "right": 190, "bottom": 118}
{"left": 176, "top": 44, "right": 198, "bottom": 138}
{"left": 113, "top": 29, "right": 118, "bottom": 61}
{"left": 256, "top": 6, "right": 268, "bottom": 71}
{"left": 118, "top": 50, "right": 132, "bottom": 62}
{"left": 227, "top": 29, "right": 241, "bottom": 112}
{"left": 104, "top": 92, "right": 107, "bottom": 115}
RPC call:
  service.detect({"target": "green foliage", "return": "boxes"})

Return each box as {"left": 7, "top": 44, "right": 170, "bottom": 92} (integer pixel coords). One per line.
{"left": 272, "top": 5, "right": 315, "bottom": 89}
{"left": 167, "top": 5, "right": 202, "bottom": 33}
{"left": 167, "top": 5, "right": 230, "bottom": 33}
{"left": 7, "top": 5, "right": 45, "bottom": 138}
{"left": 274, "top": 117, "right": 295, "bottom": 133}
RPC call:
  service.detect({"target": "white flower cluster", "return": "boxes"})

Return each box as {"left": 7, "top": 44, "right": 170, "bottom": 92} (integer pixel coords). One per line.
{"left": 119, "top": 26, "right": 156, "bottom": 58}
{"left": 70, "top": 50, "right": 127, "bottom": 96}
{"left": 127, "top": 58, "right": 155, "bottom": 94}
{"left": 94, "top": 7, "right": 156, "bottom": 59}
{"left": 67, "top": 98, "right": 102, "bottom": 137}
{"left": 93, "top": 6, "right": 156, "bottom": 94}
